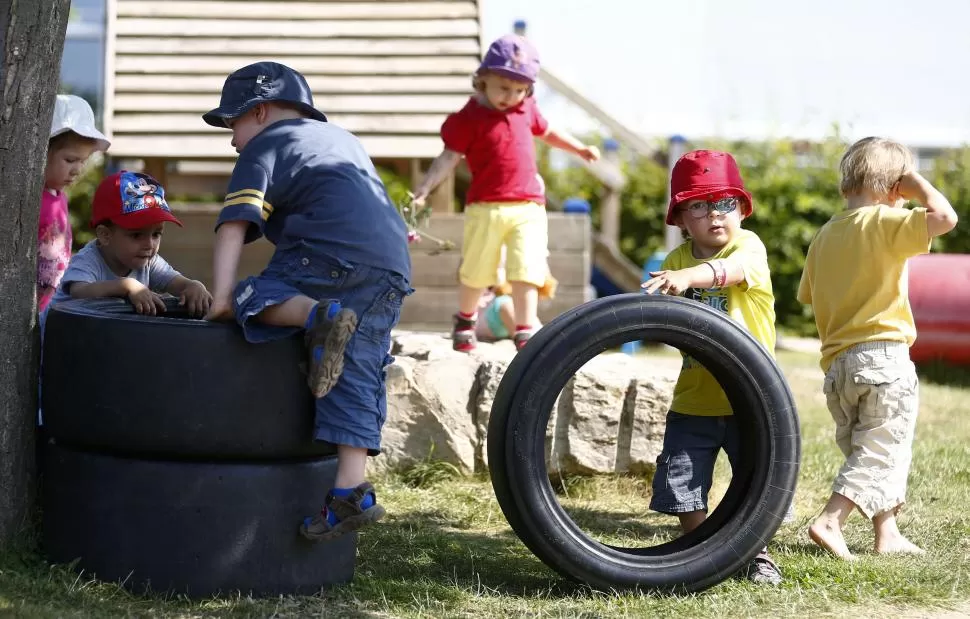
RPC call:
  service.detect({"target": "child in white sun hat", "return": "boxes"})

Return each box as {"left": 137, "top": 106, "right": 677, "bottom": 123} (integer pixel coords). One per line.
{"left": 38, "top": 94, "right": 110, "bottom": 313}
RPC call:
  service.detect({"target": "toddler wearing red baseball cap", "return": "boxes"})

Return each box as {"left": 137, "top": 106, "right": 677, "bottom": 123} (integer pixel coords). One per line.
{"left": 411, "top": 34, "right": 600, "bottom": 353}
{"left": 49, "top": 170, "right": 211, "bottom": 316}
{"left": 642, "top": 150, "right": 783, "bottom": 585}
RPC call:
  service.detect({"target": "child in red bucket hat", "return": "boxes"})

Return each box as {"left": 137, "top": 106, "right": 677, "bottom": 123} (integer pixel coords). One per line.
{"left": 49, "top": 170, "right": 212, "bottom": 316}
{"left": 411, "top": 34, "right": 600, "bottom": 353}
{"left": 642, "top": 150, "right": 783, "bottom": 585}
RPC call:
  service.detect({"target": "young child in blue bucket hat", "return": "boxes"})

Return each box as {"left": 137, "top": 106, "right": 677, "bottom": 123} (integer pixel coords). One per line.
{"left": 202, "top": 61, "right": 412, "bottom": 542}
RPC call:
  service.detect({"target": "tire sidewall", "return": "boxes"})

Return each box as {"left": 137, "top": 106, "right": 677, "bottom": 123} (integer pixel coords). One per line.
{"left": 489, "top": 294, "right": 799, "bottom": 591}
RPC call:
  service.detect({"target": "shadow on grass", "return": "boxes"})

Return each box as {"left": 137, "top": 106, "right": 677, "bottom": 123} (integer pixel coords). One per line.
{"left": 2, "top": 503, "right": 762, "bottom": 616}
{"left": 916, "top": 360, "right": 970, "bottom": 387}
{"left": 354, "top": 505, "right": 689, "bottom": 603}
{"left": 0, "top": 510, "right": 582, "bottom": 617}
{"left": 557, "top": 506, "right": 683, "bottom": 547}
{"left": 354, "top": 509, "right": 576, "bottom": 598}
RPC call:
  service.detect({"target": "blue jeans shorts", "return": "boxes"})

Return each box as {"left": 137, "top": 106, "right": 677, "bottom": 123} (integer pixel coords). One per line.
{"left": 649, "top": 411, "right": 741, "bottom": 514}
{"left": 232, "top": 241, "right": 411, "bottom": 455}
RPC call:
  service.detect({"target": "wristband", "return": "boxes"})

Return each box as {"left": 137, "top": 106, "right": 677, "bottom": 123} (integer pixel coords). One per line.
{"left": 708, "top": 260, "right": 727, "bottom": 288}
{"left": 706, "top": 262, "right": 719, "bottom": 288}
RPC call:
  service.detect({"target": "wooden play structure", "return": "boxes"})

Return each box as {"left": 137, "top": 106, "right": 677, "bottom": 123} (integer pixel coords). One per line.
{"left": 100, "top": 1, "right": 651, "bottom": 328}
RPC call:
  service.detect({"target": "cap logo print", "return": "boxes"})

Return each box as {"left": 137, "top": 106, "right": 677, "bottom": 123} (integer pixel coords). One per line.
{"left": 120, "top": 171, "right": 171, "bottom": 215}
{"left": 509, "top": 47, "right": 525, "bottom": 69}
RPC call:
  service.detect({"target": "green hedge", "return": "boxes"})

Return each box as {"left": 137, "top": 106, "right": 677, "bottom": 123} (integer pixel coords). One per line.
{"left": 539, "top": 133, "right": 969, "bottom": 335}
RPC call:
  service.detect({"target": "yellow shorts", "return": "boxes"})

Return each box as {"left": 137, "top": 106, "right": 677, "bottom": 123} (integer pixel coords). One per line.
{"left": 459, "top": 202, "right": 548, "bottom": 288}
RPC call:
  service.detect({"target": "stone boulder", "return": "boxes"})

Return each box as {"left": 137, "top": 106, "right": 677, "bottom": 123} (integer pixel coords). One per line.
{"left": 371, "top": 331, "right": 679, "bottom": 478}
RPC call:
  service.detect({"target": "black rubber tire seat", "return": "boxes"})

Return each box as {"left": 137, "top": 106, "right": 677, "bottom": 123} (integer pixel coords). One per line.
{"left": 42, "top": 297, "right": 335, "bottom": 460}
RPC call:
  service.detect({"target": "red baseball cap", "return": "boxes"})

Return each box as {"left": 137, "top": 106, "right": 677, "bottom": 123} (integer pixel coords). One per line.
{"left": 666, "top": 150, "right": 753, "bottom": 225}
{"left": 90, "top": 170, "right": 183, "bottom": 229}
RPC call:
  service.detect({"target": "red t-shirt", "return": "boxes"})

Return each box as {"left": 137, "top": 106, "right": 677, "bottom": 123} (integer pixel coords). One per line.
{"left": 440, "top": 96, "right": 549, "bottom": 205}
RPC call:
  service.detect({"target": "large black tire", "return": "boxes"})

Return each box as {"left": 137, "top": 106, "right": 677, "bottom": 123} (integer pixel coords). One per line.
{"left": 487, "top": 293, "right": 800, "bottom": 593}
{"left": 42, "top": 297, "right": 334, "bottom": 460}
{"left": 42, "top": 443, "right": 355, "bottom": 597}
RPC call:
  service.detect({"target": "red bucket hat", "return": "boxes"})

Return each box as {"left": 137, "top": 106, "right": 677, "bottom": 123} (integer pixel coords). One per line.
{"left": 666, "top": 150, "right": 753, "bottom": 225}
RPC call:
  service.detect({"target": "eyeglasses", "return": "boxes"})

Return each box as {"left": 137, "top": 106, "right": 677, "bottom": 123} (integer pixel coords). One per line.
{"left": 678, "top": 197, "right": 741, "bottom": 219}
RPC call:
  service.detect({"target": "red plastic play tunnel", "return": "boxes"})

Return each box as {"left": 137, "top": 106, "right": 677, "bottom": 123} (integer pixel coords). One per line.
{"left": 908, "top": 254, "right": 970, "bottom": 365}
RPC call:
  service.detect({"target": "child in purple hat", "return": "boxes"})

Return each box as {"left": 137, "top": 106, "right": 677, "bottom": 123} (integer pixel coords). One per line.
{"left": 412, "top": 34, "right": 600, "bottom": 352}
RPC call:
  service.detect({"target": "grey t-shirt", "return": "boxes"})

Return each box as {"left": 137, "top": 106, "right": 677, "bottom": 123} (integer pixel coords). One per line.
{"left": 50, "top": 240, "right": 180, "bottom": 306}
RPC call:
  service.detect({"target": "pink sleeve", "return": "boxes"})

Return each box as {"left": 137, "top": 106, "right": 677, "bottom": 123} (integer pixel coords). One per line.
{"left": 36, "top": 193, "right": 72, "bottom": 312}
{"left": 530, "top": 98, "right": 549, "bottom": 136}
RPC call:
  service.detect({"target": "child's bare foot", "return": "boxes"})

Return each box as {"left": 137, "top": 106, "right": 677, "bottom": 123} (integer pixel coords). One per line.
{"left": 809, "top": 518, "right": 857, "bottom": 561}
{"left": 875, "top": 534, "right": 925, "bottom": 555}
{"left": 872, "top": 507, "right": 924, "bottom": 556}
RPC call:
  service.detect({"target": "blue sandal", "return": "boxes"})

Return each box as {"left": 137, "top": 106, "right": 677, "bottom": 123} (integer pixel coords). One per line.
{"left": 304, "top": 301, "right": 358, "bottom": 399}
{"left": 299, "top": 482, "right": 385, "bottom": 542}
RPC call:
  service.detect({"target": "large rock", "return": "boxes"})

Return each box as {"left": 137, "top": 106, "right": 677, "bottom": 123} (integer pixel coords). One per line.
{"left": 373, "top": 344, "right": 480, "bottom": 474}
{"left": 468, "top": 359, "right": 509, "bottom": 471}
{"left": 374, "top": 331, "right": 679, "bottom": 477}
{"left": 552, "top": 355, "right": 631, "bottom": 476}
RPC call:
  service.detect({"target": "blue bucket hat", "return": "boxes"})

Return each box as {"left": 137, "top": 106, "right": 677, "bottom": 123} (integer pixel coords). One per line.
{"left": 202, "top": 61, "right": 327, "bottom": 128}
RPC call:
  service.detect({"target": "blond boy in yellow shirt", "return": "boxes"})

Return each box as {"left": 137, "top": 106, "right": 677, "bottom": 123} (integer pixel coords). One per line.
{"left": 643, "top": 150, "right": 781, "bottom": 584}
{"left": 798, "top": 137, "right": 958, "bottom": 560}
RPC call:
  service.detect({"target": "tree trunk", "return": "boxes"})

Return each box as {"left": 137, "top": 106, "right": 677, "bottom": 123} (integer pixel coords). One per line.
{"left": 0, "top": 0, "right": 71, "bottom": 546}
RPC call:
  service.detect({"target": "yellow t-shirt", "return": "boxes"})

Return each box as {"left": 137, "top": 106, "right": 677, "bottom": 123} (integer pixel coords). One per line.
{"left": 797, "top": 205, "right": 930, "bottom": 372}
{"left": 665, "top": 229, "right": 777, "bottom": 416}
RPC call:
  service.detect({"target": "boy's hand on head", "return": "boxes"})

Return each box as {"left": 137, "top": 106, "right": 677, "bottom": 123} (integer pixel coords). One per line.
{"left": 579, "top": 145, "right": 601, "bottom": 163}
{"left": 896, "top": 170, "right": 928, "bottom": 203}
{"left": 125, "top": 279, "right": 166, "bottom": 315}
{"left": 179, "top": 279, "right": 213, "bottom": 318}
{"left": 642, "top": 270, "right": 691, "bottom": 296}
{"left": 203, "top": 295, "right": 235, "bottom": 322}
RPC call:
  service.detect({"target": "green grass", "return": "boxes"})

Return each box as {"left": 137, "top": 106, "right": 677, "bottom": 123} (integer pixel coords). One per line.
{"left": 2, "top": 350, "right": 969, "bottom": 618}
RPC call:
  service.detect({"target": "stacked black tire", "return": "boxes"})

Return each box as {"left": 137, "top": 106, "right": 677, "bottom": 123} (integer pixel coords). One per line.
{"left": 488, "top": 293, "right": 800, "bottom": 593}
{"left": 42, "top": 298, "right": 354, "bottom": 597}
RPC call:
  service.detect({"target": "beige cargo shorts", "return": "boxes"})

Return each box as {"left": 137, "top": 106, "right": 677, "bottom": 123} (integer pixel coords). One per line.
{"left": 822, "top": 341, "right": 919, "bottom": 519}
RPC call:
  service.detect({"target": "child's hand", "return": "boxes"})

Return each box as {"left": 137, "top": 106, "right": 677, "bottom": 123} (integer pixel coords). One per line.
{"left": 579, "top": 145, "right": 601, "bottom": 163}
{"left": 179, "top": 279, "right": 213, "bottom": 318}
{"left": 642, "top": 270, "right": 691, "bottom": 296}
{"left": 126, "top": 280, "right": 167, "bottom": 315}
{"left": 896, "top": 170, "right": 929, "bottom": 203}
{"left": 409, "top": 191, "right": 427, "bottom": 208}
{"left": 203, "top": 295, "right": 235, "bottom": 322}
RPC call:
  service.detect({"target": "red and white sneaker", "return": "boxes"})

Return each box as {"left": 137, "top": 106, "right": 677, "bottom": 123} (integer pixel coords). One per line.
{"left": 452, "top": 314, "right": 477, "bottom": 352}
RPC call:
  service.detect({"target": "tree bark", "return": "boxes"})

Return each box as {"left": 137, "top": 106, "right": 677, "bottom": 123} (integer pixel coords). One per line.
{"left": 0, "top": 0, "right": 71, "bottom": 546}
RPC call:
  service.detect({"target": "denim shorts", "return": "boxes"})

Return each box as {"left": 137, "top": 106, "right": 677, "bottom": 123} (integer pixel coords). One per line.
{"left": 232, "top": 241, "right": 411, "bottom": 455}
{"left": 649, "top": 411, "right": 741, "bottom": 514}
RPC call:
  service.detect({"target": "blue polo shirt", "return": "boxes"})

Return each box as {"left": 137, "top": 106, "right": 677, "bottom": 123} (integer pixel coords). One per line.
{"left": 216, "top": 118, "right": 411, "bottom": 280}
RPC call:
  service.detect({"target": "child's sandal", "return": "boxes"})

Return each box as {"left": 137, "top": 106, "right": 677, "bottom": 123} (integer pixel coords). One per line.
{"left": 304, "top": 301, "right": 358, "bottom": 399}
{"left": 299, "top": 482, "right": 385, "bottom": 542}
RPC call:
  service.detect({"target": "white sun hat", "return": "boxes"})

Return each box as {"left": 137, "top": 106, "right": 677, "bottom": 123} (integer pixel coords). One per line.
{"left": 49, "top": 94, "right": 110, "bottom": 151}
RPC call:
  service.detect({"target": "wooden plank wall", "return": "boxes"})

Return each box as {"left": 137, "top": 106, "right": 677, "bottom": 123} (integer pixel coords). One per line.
{"left": 105, "top": 0, "right": 482, "bottom": 160}
{"left": 161, "top": 208, "right": 593, "bottom": 328}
